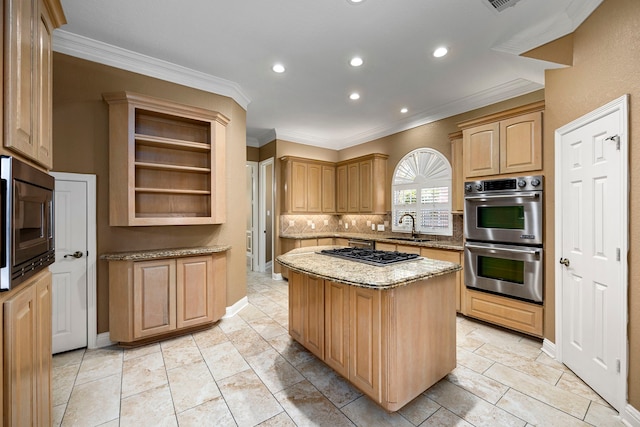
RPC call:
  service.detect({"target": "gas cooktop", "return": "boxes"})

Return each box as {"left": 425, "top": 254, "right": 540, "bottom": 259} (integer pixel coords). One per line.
{"left": 319, "top": 248, "right": 420, "bottom": 266}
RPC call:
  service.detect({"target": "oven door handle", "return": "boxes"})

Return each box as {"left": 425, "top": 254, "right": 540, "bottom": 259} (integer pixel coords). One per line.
{"left": 464, "top": 193, "right": 540, "bottom": 201}
{"left": 465, "top": 243, "right": 540, "bottom": 256}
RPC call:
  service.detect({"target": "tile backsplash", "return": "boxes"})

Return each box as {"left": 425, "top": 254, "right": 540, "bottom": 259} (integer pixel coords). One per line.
{"left": 280, "top": 213, "right": 463, "bottom": 242}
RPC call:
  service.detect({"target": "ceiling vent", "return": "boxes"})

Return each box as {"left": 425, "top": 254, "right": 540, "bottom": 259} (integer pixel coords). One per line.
{"left": 485, "top": 0, "right": 523, "bottom": 12}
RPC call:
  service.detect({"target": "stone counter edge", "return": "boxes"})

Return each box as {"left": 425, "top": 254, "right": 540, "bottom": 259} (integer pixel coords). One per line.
{"left": 100, "top": 245, "right": 231, "bottom": 261}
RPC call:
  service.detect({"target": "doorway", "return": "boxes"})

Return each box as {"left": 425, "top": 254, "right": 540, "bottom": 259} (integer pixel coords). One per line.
{"left": 554, "top": 95, "right": 628, "bottom": 412}
{"left": 259, "top": 158, "right": 274, "bottom": 273}
{"left": 50, "top": 172, "right": 98, "bottom": 352}
{"left": 246, "top": 162, "right": 259, "bottom": 271}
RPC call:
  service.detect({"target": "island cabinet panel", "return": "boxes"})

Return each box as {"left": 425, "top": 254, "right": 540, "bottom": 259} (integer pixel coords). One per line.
{"left": 421, "top": 248, "right": 463, "bottom": 313}
{"left": 288, "top": 271, "right": 304, "bottom": 342}
{"left": 303, "top": 276, "right": 325, "bottom": 359}
{"left": 349, "top": 286, "right": 381, "bottom": 402}
{"left": 324, "top": 281, "right": 350, "bottom": 378}
{"left": 108, "top": 253, "right": 226, "bottom": 344}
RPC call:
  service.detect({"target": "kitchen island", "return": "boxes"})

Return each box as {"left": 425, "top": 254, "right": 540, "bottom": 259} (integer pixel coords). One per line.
{"left": 276, "top": 246, "right": 461, "bottom": 411}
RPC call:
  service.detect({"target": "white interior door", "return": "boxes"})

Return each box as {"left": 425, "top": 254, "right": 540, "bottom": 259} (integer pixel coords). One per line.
{"left": 555, "top": 95, "right": 628, "bottom": 411}
{"left": 50, "top": 178, "right": 88, "bottom": 353}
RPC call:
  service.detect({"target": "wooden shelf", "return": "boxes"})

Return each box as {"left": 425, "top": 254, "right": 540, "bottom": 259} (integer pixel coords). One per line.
{"left": 134, "top": 162, "right": 211, "bottom": 174}
{"left": 135, "top": 134, "right": 211, "bottom": 152}
{"left": 135, "top": 187, "right": 211, "bottom": 195}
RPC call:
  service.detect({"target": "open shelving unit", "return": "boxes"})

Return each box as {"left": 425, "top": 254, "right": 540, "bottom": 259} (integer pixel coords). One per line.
{"left": 103, "top": 91, "right": 229, "bottom": 226}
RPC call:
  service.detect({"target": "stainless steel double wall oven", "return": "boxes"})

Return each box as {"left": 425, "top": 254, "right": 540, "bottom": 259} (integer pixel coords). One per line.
{"left": 464, "top": 175, "right": 543, "bottom": 303}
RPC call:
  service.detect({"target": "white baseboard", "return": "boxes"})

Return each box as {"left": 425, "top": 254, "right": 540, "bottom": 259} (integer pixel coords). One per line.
{"left": 95, "top": 332, "right": 115, "bottom": 349}
{"left": 623, "top": 403, "right": 640, "bottom": 427}
{"left": 223, "top": 296, "right": 248, "bottom": 318}
{"left": 541, "top": 339, "right": 557, "bottom": 359}
{"left": 272, "top": 272, "right": 283, "bottom": 281}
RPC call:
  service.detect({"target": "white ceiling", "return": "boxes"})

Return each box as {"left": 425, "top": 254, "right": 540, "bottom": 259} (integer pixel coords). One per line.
{"left": 56, "top": 0, "right": 602, "bottom": 150}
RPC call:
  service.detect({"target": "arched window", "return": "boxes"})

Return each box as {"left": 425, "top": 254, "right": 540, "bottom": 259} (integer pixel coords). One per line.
{"left": 392, "top": 148, "right": 452, "bottom": 236}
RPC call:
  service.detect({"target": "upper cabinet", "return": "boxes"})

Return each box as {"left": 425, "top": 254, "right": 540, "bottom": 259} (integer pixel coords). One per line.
{"left": 281, "top": 156, "right": 336, "bottom": 214}
{"left": 459, "top": 102, "right": 544, "bottom": 179}
{"left": 103, "top": 91, "right": 230, "bottom": 226}
{"left": 337, "top": 154, "right": 388, "bottom": 214}
{"left": 4, "top": 0, "right": 66, "bottom": 169}
{"left": 449, "top": 131, "right": 463, "bottom": 213}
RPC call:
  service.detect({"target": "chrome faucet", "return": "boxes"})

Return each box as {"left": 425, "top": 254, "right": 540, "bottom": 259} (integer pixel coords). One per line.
{"left": 399, "top": 213, "right": 418, "bottom": 238}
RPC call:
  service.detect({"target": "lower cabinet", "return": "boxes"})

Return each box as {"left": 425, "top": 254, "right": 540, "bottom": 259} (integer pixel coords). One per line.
{"left": 288, "top": 271, "right": 456, "bottom": 411}
{"left": 420, "top": 248, "right": 463, "bottom": 313}
{"left": 3, "top": 270, "right": 52, "bottom": 426}
{"left": 109, "top": 254, "right": 226, "bottom": 344}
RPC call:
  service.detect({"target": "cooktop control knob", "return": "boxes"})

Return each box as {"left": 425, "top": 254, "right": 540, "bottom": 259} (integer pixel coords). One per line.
{"left": 465, "top": 184, "right": 472, "bottom": 192}
{"left": 475, "top": 183, "right": 482, "bottom": 191}
{"left": 517, "top": 179, "right": 527, "bottom": 188}
{"left": 531, "top": 178, "right": 541, "bottom": 187}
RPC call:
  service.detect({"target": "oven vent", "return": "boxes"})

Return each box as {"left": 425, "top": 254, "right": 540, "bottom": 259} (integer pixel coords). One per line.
{"left": 485, "top": 0, "right": 523, "bottom": 12}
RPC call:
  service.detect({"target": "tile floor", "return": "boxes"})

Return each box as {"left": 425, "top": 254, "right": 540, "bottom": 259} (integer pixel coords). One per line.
{"left": 53, "top": 270, "right": 626, "bottom": 426}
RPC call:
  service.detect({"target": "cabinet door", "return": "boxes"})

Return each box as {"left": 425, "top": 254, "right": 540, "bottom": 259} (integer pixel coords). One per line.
{"left": 324, "top": 281, "right": 349, "bottom": 378}
{"left": 4, "top": 0, "right": 37, "bottom": 160}
{"left": 291, "top": 161, "right": 308, "bottom": 212}
{"left": 350, "top": 286, "right": 381, "bottom": 402}
{"left": 421, "top": 248, "right": 463, "bottom": 312}
{"left": 35, "top": 272, "right": 52, "bottom": 427}
{"left": 4, "top": 283, "right": 38, "bottom": 426}
{"left": 375, "top": 242, "right": 396, "bottom": 252}
{"left": 450, "top": 136, "right": 464, "bottom": 212}
{"left": 176, "top": 256, "right": 214, "bottom": 329}
{"left": 303, "top": 276, "right": 325, "bottom": 359}
{"left": 307, "top": 163, "right": 322, "bottom": 213}
{"left": 133, "top": 259, "right": 176, "bottom": 339}
{"left": 396, "top": 244, "right": 421, "bottom": 255}
{"left": 358, "top": 159, "right": 373, "bottom": 212}
{"left": 500, "top": 111, "right": 542, "bottom": 174}
{"left": 288, "top": 271, "right": 304, "bottom": 342}
{"left": 322, "top": 165, "right": 336, "bottom": 213}
{"left": 336, "top": 165, "right": 348, "bottom": 213}
{"left": 35, "top": 0, "right": 54, "bottom": 168}
{"left": 463, "top": 122, "right": 500, "bottom": 178}
{"left": 347, "top": 163, "right": 360, "bottom": 212}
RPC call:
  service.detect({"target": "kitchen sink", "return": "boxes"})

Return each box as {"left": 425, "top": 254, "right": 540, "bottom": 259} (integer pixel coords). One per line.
{"left": 387, "top": 237, "right": 432, "bottom": 243}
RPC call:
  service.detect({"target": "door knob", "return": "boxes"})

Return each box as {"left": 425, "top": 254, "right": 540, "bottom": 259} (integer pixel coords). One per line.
{"left": 559, "top": 257, "right": 570, "bottom": 267}
{"left": 64, "top": 251, "right": 84, "bottom": 259}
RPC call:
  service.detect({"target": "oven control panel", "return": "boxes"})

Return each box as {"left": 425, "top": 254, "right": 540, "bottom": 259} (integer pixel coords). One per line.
{"left": 464, "top": 175, "right": 543, "bottom": 194}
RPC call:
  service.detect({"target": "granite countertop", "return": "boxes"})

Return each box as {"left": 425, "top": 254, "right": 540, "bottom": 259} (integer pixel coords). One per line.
{"left": 279, "top": 232, "right": 463, "bottom": 251}
{"left": 276, "top": 246, "right": 461, "bottom": 290}
{"left": 100, "top": 245, "right": 231, "bottom": 261}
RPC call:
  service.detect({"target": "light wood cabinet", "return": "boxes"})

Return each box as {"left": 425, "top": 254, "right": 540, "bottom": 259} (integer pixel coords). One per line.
{"left": 324, "top": 281, "right": 349, "bottom": 378}
{"left": 463, "top": 288, "right": 543, "bottom": 337}
{"left": 349, "top": 286, "right": 381, "bottom": 401}
{"left": 108, "top": 253, "right": 226, "bottom": 344}
{"left": 449, "top": 131, "right": 464, "bottom": 213}
{"left": 288, "top": 271, "right": 304, "bottom": 342}
{"left": 303, "top": 276, "right": 325, "bottom": 359}
{"left": 460, "top": 102, "right": 544, "bottom": 179}
{"left": 281, "top": 157, "right": 336, "bottom": 214}
{"left": 3, "top": 270, "right": 52, "bottom": 427}
{"left": 3, "top": 0, "right": 65, "bottom": 168}
{"left": 279, "top": 237, "right": 334, "bottom": 279}
{"left": 336, "top": 154, "right": 388, "bottom": 214}
{"left": 103, "top": 91, "right": 229, "bottom": 226}
{"left": 421, "top": 248, "right": 463, "bottom": 313}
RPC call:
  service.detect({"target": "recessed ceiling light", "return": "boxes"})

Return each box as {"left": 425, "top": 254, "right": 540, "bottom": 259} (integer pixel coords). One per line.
{"left": 350, "top": 56, "right": 364, "bottom": 67}
{"left": 400, "top": 107, "right": 408, "bottom": 114}
{"left": 433, "top": 47, "right": 448, "bottom": 58}
{"left": 349, "top": 92, "right": 360, "bottom": 100}
{"left": 347, "top": 0, "right": 365, "bottom": 4}
{"left": 272, "top": 63, "right": 285, "bottom": 73}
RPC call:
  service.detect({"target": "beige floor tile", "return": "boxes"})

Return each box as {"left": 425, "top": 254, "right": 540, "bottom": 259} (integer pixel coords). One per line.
{"left": 341, "top": 395, "right": 414, "bottom": 427}
{"left": 121, "top": 351, "right": 167, "bottom": 398}
{"left": 120, "top": 384, "right": 177, "bottom": 427}
{"left": 485, "top": 363, "right": 591, "bottom": 419}
{"left": 52, "top": 363, "right": 81, "bottom": 406}
{"left": 61, "top": 374, "right": 121, "bottom": 427}
{"left": 246, "top": 347, "right": 305, "bottom": 394}
{"left": 296, "top": 357, "right": 362, "bottom": 407}
{"left": 496, "top": 388, "right": 590, "bottom": 426}
{"left": 74, "top": 351, "right": 123, "bottom": 386}
{"left": 248, "top": 316, "right": 288, "bottom": 340}
{"left": 456, "top": 333, "right": 486, "bottom": 352}
{"left": 80, "top": 346, "right": 123, "bottom": 361}
{"left": 456, "top": 346, "right": 493, "bottom": 373}
{"left": 474, "top": 343, "right": 563, "bottom": 384}
{"left": 218, "top": 369, "right": 284, "bottom": 427}
{"left": 397, "top": 393, "right": 440, "bottom": 425}
{"left": 275, "top": 380, "right": 357, "bottom": 427}
{"left": 446, "top": 365, "right": 509, "bottom": 404}
{"left": 227, "top": 327, "right": 274, "bottom": 358}
{"left": 175, "top": 396, "right": 236, "bottom": 426}
{"left": 53, "top": 403, "right": 66, "bottom": 427}
{"left": 192, "top": 324, "right": 229, "bottom": 349}
{"left": 122, "top": 342, "right": 160, "bottom": 361}
{"left": 535, "top": 351, "right": 572, "bottom": 372}
{"left": 218, "top": 312, "right": 251, "bottom": 334}
{"left": 584, "top": 402, "right": 627, "bottom": 426}
{"left": 425, "top": 380, "right": 526, "bottom": 427}
{"left": 421, "top": 407, "right": 474, "bottom": 426}
{"left": 257, "top": 411, "right": 297, "bottom": 426}
{"left": 52, "top": 348, "right": 85, "bottom": 368}
{"left": 267, "top": 334, "right": 316, "bottom": 367}
{"left": 556, "top": 370, "right": 611, "bottom": 406}
{"left": 167, "top": 360, "right": 221, "bottom": 413}
{"left": 200, "top": 340, "right": 250, "bottom": 380}
{"left": 160, "top": 335, "right": 204, "bottom": 369}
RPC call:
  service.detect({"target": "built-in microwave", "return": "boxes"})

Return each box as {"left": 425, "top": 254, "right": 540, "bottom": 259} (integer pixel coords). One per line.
{"left": 1, "top": 156, "right": 55, "bottom": 290}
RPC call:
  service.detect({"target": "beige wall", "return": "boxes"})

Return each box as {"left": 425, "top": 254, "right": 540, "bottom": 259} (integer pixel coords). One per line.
{"left": 543, "top": 0, "right": 640, "bottom": 407}
{"left": 52, "top": 53, "right": 247, "bottom": 333}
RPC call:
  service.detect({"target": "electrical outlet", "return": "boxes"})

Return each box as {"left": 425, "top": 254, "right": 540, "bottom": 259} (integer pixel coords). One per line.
{"left": 345, "top": 223, "right": 349, "bottom": 229}
{"left": 307, "top": 220, "right": 312, "bottom": 226}
{"left": 377, "top": 224, "right": 385, "bottom": 231}
{"left": 351, "top": 220, "right": 356, "bottom": 226}
{"left": 289, "top": 220, "right": 295, "bottom": 226}
{"left": 366, "top": 220, "right": 372, "bottom": 227}
{"left": 338, "top": 219, "right": 343, "bottom": 225}
{"left": 371, "top": 224, "right": 375, "bottom": 230}
{"left": 311, "top": 223, "right": 315, "bottom": 229}
{"left": 324, "top": 219, "right": 329, "bottom": 226}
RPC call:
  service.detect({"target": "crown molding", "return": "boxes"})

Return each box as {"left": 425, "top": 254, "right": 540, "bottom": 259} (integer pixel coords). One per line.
{"left": 492, "top": 0, "right": 603, "bottom": 55}
{"left": 52, "top": 30, "right": 252, "bottom": 110}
